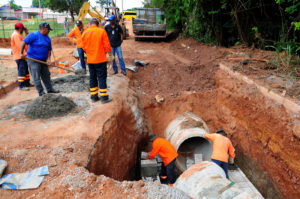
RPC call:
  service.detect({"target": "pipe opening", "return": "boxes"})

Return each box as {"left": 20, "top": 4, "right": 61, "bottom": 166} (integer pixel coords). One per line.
{"left": 177, "top": 137, "right": 212, "bottom": 172}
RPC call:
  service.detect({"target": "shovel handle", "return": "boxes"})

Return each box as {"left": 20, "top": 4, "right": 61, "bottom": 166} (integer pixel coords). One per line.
{"left": 26, "top": 57, "right": 75, "bottom": 73}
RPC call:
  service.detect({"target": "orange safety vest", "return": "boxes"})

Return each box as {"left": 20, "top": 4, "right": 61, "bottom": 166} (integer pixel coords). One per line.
{"left": 205, "top": 133, "right": 235, "bottom": 163}
{"left": 68, "top": 25, "right": 86, "bottom": 48}
{"left": 148, "top": 137, "right": 178, "bottom": 166}
{"left": 81, "top": 24, "right": 111, "bottom": 64}
{"left": 11, "top": 30, "right": 28, "bottom": 60}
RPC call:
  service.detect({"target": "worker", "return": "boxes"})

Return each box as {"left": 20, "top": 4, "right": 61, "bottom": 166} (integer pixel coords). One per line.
{"left": 105, "top": 15, "right": 127, "bottom": 76}
{"left": 64, "top": 17, "right": 69, "bottom": 38}
{"left": 20, "top": 22, "right": 59, "bottom": 96}
{"left": 68, "top": 20, "right": 86, "bottom": 71}
{"left": 148, "top": 133, "right": 178, "bottom": 186}
{"left": 204, "top": 129, "right": 235, "bottom": 179}
{"left": 82, "top": 18, "right": 112, "bottom": 103}
{"left": 104, "top": 17, "right": 110, "bottom": 27}
{"left": 11, "top": 22, "right": 32, "bottom": 91}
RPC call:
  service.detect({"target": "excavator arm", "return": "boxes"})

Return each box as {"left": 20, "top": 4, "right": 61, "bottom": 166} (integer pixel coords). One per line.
{"left": 77, "top": 2, "right": 105, "bottom": 23}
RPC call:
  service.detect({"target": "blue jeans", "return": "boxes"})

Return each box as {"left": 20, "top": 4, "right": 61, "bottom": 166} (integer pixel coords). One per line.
{"left": 77, "top": 48, "right": 86, "bottom": 70}
{"left": 65, "top": 28, "right": 69, "bottom": 37}
{"left": 88, "top": 62, "right": 108, "bottom": 99}
{"left": 27, "top": 60, "right": 54, "bottom": 95}
{"left": 160, "top": 159, "right": 176, "bottom": 184}
{"left": 212, "top": 159, "right": 229, "bottom": 179}
{"left": 16, "top": 59, "right": 30, "bottom": 88}
{"left": 112, "top": 46, "right": 126, "bottom": 72}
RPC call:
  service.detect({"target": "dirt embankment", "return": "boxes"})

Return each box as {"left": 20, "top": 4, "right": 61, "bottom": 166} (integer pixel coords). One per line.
{"left": 215, "top": 66, "right": 300, "bottom": 199}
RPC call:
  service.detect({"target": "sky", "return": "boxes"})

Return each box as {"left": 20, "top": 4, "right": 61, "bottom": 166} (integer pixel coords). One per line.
{"left": 2, "top": 0, "right": 144, "bottom": 11}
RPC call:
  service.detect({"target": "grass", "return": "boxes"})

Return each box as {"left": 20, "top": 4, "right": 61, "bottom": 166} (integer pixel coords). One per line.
{"left": 0, "top": 18, "right": 75, "bottom": 38}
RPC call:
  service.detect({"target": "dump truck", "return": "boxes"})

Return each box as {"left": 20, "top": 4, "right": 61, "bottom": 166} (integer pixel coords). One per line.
{"left": 133, "top": 8, "right": 166, "bottom": 40}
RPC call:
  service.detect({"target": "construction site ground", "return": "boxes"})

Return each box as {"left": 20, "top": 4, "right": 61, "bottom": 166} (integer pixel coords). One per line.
{"left": 0, "top": 34, "right": 299, "bottom": 198}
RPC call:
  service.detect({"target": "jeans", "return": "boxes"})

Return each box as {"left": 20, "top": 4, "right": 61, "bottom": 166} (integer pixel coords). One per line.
{"left": 27, "top": 59, "right": 54, "bottom": 95}
{"left": 77, "top": 48, "right": 86, "bottom": 70}
{"left": 212, "top": 159, "right": 229, "bottom": 179}
{"left": 88, "top": 62, "right": 108, "bottom": 99}
{"left": 65, "top": 28, "right": 69, "bottom": 37}
{"left": 16, "top": 59, "right": 30, "bottom": 88}
{"left": 160, "top": 159, "right": 176, "bottom": 184}
{"left": 112, "top": 46, "right": 126, "bottom": 72}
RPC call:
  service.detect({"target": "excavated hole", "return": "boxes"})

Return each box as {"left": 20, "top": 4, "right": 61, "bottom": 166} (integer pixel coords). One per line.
{"left": 85, "top": 104, "right": 146, "bottom": 181}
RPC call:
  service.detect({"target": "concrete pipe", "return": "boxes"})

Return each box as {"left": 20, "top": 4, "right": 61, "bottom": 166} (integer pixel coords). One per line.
{"left": 165, "top": 111, "right": 213, "bottom": 172}
{"left": 174, "top": 161, "right": 253, "bottom": 199}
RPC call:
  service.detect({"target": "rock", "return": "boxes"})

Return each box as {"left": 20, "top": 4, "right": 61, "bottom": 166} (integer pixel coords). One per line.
{"left": 140, "top": 188, "right": 147, "bottom": 194}
{"left": 138, "top": 180, "right": 144, "bottom": 187}
{"left": 242, "top": 59, "right": 249, "bottom": 65}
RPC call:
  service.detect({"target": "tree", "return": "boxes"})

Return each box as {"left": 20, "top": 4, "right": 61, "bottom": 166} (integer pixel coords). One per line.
{"left": 48, "top": 0, "right": 86, "bottom": 21}
{"left": 32, "top": 0, "right": 50, "bottom": 8}
{"left": 9, "top": 0, "right": 21, "bottom": 10}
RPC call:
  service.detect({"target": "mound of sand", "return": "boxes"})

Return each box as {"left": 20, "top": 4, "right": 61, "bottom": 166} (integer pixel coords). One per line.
{"left": 25, "top": 94, "right": 76, "bottom": 119}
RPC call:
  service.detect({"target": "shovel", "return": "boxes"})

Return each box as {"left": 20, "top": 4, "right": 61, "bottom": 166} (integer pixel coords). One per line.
{"left": 26, "top": 57, "right": 75, "bottom": 73}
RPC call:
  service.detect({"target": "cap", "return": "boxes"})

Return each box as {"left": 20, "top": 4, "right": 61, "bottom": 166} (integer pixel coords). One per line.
{"left": 148, "top": 133, "right": 157, "bottom": 142}
{"left": 39, "top": 22, "right": 53, "bottom": 31}
{"left": 108, "top": 15, "right": 115, "bottom": 21}
{"left": 15, "top": 22, "right": 25, "bottom": 28}
{"left": 76, "top": 20, "right": 82, "bottom": 26}
{"left": 216, "top": 129, "right": 227, "bottom": 137}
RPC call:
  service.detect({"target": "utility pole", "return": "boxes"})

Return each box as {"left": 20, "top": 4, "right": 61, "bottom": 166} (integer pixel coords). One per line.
{"left": 121, "top": 0, "right": 123, "bottom": 12}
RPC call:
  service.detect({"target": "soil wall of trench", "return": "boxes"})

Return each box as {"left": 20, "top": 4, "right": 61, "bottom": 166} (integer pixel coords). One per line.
{"left": 86, "top": 89, "right": 148, "bottom": 181}
{"left": 215, "top": 64, "right": 300, "bottom": 199}
{"left": 141, "top": 63, "right": 299, "bottom": 199}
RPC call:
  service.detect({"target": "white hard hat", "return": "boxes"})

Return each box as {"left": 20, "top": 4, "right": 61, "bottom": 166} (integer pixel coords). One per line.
{"left": 105, "top": 17, "right": 108, "bottom": 20}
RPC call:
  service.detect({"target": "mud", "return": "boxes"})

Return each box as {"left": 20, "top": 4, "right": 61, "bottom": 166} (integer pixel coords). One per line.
{"left": 52, "top": 75, "right": 89, "bottom": 93}
{"left": 25, "top": 94, "right": 76, "bottom": 119}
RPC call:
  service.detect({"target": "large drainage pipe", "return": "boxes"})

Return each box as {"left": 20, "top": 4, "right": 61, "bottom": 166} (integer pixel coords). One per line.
{"left": 174, "top": 161, "right": 253, "bottom": 199}
{"left": 165, "top": 111, "right": 212, "bottom": 172}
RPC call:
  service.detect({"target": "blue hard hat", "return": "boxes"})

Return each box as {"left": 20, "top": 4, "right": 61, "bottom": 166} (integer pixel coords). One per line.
{"left": 108, "top": 15, "right": 115, "bottom": 21}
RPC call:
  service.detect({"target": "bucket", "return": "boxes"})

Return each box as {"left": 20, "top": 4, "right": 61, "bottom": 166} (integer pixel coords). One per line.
{"left": 58, "top": 61, "right": 69, "bottom": 74}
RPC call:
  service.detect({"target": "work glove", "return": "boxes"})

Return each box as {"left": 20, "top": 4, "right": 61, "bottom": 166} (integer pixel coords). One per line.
{"left": 229, "top": 158, "right": 234, "bottom": 165}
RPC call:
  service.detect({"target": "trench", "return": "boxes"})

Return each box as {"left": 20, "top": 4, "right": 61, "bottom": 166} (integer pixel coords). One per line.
{"left": 80, "top": 64, "right": 297, "bottom": 199}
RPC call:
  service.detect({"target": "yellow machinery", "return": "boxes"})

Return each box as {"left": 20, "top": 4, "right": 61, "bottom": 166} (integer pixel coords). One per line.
{"left": 77, "top": 2, "right": 105, "bottom": 25}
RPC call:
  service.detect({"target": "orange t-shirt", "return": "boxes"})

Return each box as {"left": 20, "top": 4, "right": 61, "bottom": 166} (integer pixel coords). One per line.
{"left": 81, "top": 25, "right": 111, "bottom": 64}
{"left": 205, "top": 133, "right": 235, "bottom": 163}
{"left": 11, "top": 30, "right": 28, "bottom": 60}
{"left": 148, "top": 137, "right": 178, "bottom": 166}
{"left": 68, "top": 25, "right": 86, "bottom": 48}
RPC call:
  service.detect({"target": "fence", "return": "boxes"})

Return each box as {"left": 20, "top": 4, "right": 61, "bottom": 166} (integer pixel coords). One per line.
{"left": 0, "top": 12, "right": 75, "bottom": 38}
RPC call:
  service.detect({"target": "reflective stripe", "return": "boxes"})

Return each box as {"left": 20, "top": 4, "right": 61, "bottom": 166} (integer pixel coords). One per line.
{"left": 99, "top": 88, "right": 107, "bottom": 92}
{"left": 18, "top": 80, "right": 25, "bottom": 82}
{"left": 18, "top": 77, "right": 26, "bottom": 79}
{"left": 90, "top": 87, "right": 98, "bottom": 91}
{"left": 100, "top": 93, "right": 108, "bottom": 96}
{"left": 91, "top": 91, "right": 98, "bottom": 95}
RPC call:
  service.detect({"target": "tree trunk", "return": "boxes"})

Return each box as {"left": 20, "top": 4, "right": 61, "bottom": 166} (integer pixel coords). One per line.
{"left": 70, "top": 10, "right": 75, "bottom": 22}
{"left": 233, "top": 10, "right": 249, "bottom": 46}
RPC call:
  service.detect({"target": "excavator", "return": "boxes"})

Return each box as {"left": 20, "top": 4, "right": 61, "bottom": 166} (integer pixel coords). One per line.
{"left": 77, "top": 1, "right": 105, "bottom": 27}
{"left": 77, "top": 1, "right": 127, "bottom": 38}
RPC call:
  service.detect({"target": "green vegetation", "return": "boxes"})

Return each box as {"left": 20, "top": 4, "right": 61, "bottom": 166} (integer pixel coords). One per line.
{"left": 31, "top": 0, "right": 50, "bottom": 8}
{"left": 0, "top": 18, "right": 74, "bottom": 38}
{"left": 143, "top": 0, "right": 300, "bottom": 76}
{"left": 9, "top": 0, "right": 21, "bottom": 10}
{"left": 48, "top": 0, "right": 85, "bottom": 21}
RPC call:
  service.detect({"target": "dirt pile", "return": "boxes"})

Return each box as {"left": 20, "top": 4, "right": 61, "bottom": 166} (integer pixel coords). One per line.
{"left": 25, "top": 94, "right": 76, "bottom": 119}
{"left": 0, "top": 38, "right": 11, "bottom": 48}
{"left": 52, "top": 38, "right": 73, "bottom": 47}
{"left": 52, "top": 75, "right": 89, "bottom": 93}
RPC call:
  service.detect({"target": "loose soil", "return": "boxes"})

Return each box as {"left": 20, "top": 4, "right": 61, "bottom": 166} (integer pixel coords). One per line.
{"left": 25, "top": 94, "right": 76, "bottom": 119}
{"left": 0, "top": 34, "right": 299, "bottom": 199}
